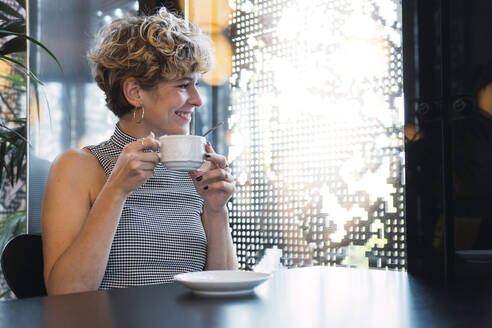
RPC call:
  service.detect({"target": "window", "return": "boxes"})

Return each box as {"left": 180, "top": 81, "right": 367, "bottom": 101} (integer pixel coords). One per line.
{"left": 210, "top": 0, "right": 405, "bottom": 270}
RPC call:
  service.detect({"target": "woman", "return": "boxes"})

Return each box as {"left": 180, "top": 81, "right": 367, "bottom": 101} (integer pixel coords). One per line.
{"left": 41, "top": 7, "right": 237, "bottom": 296}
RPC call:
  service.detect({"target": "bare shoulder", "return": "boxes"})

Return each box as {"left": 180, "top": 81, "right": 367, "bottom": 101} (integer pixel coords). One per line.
{"left": 50, "top": 148, "right": 101, "bottom": 174}
{"left": 46, "top": 148, "right": 106, "bottom": 203}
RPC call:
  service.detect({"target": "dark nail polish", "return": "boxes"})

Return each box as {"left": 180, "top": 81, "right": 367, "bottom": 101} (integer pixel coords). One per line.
{"left": 196, "top": 176, "right": 202, "bottom": 181}
{"left": 205, "top": 154, "right": 211, "bottom": 158}
{"left": 204, "top": 186, "right": 209, "bottom": 190}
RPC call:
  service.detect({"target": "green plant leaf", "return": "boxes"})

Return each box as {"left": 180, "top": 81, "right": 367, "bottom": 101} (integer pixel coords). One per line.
{"left": 0, "top": 123, "right": 27, "bottom": 186}
{"left": 0, "top": 36, "right": 26, "bottom": 55}
{"left": 7, "top": 118, "right": 26, "bottom": 125}
{"left": 0, "top": 56, "right": 44, "bottom": 86}
{"left": 15, "top": 157, "right": 26, "bottom": 182}
{"left": 0, "top": 128, "right": 17, "bottom": 144}
{"left": 0, "top": 54, "right": 26, "bottom": 69}
{"left": 31, "top": 80, "right": 46, "bottom": 127}
{"left": 0, "top": 287, "right": 12, "bottom": 299}
{"left": 0, "top": 2, "right": 23, "bottom": 20}
{"left": 0, "top": 74, "right": 26, "bottom": 86}
{"left": 12, "top": 138, "right": 26, "bottom": 182}
{"left": 0, "top": 211, "right": 26, "bottom": 252}
{"left": 12, "top": 0, "right": 25, "bottom": 10}
{"left": 13, "top": 215, "right": 26, "bottom": 236}
{"left": 0, "top": 29, "right": 63, "bottom": 74}
{"left": 0, "top": 12, "right": 12, "bottom": 22}
{"left": 0, "top": 92, "right": 16, "bottom": 115}
{"left": 0, "top": 141, "right": 6, "bottom": 183}
{"left": 0, "top": 288, "right": 11, "bottom": 298}
{"left": 12, "top": 125, "right": 26, "bottom": 143}
{"left": 0, "top": 84, "right": 25, "bottom": 92}
{"left": 0, "top": 20, "right": 25, "bottom": 36}
{"left": 0, "top": 122, "right": 28, "bottom": 143}
{"left": 8, "top": 150, "right": 14, "bottom": 185}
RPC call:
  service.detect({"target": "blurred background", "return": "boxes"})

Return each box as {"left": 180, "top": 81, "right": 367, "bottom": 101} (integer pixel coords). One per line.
{"left": 28, "top": 0, "right": 406, "bottom": 273}
{"left": 15, "top": 0, "right": 492, "bottom": 287}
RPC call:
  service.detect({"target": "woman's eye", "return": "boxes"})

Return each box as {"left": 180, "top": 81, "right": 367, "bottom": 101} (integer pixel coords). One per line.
{"left": 178, "top": 84, "right": 189, "bottom": 89}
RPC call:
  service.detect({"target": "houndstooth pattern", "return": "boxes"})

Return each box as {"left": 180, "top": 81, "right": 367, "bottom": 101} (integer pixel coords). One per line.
{"left": 85, "top": 124, "right": 207, "bottom": 290}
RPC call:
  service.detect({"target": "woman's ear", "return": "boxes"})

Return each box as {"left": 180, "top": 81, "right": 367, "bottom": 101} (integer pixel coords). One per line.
{"left": 122, "top": 77, "right": 142, "bottom": 108}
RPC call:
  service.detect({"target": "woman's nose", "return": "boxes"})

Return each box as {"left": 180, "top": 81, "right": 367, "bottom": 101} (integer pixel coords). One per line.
{"left": 189, "top": 86, "right": 203, "bottom": 107}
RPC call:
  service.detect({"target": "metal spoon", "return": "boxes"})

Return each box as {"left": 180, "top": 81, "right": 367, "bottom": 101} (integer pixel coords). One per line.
{"left": 202, "top": 121, "right": 224, "bottom": 137}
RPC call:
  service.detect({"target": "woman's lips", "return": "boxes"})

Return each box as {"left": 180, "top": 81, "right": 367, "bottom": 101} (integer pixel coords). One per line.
{"left": 175, "top": 111, "right": 192, "bottom": 122}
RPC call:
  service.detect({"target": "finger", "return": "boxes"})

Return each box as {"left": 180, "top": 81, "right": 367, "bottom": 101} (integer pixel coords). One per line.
{"left": 204, "top": 152, "right": 228, "bottom": 169}
{"left": 198, "top": 169, "right": 234, "bottom": 185}
{"left": 139, "top": 152, "right": 160, "bottom": 164}
{"left": 193, "top": 171, "right": 234, "bottom": 192}
{"left": 137, "top": 133, "right": 159, "bottom": 152}
{"left": 189, "top": 163, "right": 211, "bottom": 175}
{"left": 202, "top": 180, "right": 235, "bottom": 194}
{"left": 136, "top": 169, "right": 155, "bottom": 182}
{"left": 204, "top": 143, "right": 230, "bottom": 168}
{"left": 205, "top": 142, "right": 215, "bottom": 154}
{"left": 189, "top": 170, "right": 200, "bottom": 179}
{"left": 137, "top": 162, "right": 157, "bottom": 171}
{"left": 127, "top": 156, "right": 158, "bottom": 169}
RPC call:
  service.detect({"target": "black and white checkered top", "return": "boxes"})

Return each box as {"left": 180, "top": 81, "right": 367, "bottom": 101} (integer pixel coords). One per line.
{"left": 85, "top": 124, "right": 207, "bottom": 290}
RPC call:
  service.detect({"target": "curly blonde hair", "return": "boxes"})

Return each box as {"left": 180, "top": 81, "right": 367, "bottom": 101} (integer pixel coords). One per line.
{"left": 87, "top": 7, "right": 214, "bottom": 117}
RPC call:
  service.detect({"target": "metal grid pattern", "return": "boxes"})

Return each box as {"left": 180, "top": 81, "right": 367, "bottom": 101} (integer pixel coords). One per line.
{"left": 227, "top": 0, "right": 405, "bottom": 270}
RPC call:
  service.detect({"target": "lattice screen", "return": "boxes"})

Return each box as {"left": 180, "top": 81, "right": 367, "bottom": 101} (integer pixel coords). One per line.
{"left": 227, "top": 0, "right": 405, "bottom": 270}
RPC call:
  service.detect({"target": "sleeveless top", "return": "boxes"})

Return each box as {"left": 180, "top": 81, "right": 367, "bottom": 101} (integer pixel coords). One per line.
{"left": 85, "top": 124, "right": 207, "bottom": 290}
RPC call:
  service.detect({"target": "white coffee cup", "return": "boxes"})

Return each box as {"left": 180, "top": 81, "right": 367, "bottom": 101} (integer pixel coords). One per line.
{"left": 159, "top": 135, "right": 206, "bottom": 172}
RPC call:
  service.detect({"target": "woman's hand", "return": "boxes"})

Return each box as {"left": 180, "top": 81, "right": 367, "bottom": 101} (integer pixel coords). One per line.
{"left": 189, "top": 143, "right": 235, "bottom": 212}
{"left": 106, "top": 132, "right": 160, "bottom": 195}
{"left": 189, "top": 143, "right": 238, "bottom": 270}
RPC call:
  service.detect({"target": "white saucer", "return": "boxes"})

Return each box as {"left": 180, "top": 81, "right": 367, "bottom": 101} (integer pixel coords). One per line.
{"left": 174, "top": 270, "right": 272, "bottom": 296}
{"left": 163, "top": 160, "right": 203, "bottom": 172}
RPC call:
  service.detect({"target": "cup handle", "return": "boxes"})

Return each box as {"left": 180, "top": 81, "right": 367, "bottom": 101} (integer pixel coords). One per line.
{"left": 158, "top": 141, "right": 163, "bottom": 162}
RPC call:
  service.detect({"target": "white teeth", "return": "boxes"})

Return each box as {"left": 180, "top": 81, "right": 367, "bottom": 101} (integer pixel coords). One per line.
{"left": 176, "top": 112, "right": 190, "bottom": 118}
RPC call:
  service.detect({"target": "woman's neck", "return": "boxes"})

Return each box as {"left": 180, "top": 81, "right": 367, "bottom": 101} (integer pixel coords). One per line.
{"left": 118, "top": 116, "right": 155, "bottom": 139}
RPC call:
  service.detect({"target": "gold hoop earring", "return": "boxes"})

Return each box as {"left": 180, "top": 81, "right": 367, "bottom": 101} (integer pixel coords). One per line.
{"left": 133, "top": 106, "right": 145, "bottom": 124}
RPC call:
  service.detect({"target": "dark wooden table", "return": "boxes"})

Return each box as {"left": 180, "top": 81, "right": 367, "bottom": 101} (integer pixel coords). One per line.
{"left": 0, "top": 266, "right": 491, "bottom": 328}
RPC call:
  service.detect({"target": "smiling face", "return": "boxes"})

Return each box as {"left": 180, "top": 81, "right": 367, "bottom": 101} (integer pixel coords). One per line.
{"left": 135, "top": 73, "right": 203, "bottom": 136}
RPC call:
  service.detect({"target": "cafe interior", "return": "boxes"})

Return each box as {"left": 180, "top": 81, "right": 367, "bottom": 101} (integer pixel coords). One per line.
{"left": 1, "top": 0, "right": 492, "bottom": 327}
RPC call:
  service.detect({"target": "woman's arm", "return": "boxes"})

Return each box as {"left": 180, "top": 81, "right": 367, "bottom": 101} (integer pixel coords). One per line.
{"left": 42, "top": 149, "right": 125, "bottom": 295}
{"left": 190, "top": 143, "right": 238, "bottom": 270}
{"left": 42, "top": 135, "right": 159, "bottom": 295}
{"left": 201, "top": 206, "right": 238, "bottom": 270}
